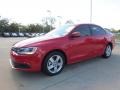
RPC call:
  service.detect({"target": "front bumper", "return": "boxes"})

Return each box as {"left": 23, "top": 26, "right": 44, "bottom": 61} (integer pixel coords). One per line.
{"left": 10, "top": 51, "right": 43, "bottom": 72}
{"left": 9, "top": 59, "right": 30, "bottom": 69}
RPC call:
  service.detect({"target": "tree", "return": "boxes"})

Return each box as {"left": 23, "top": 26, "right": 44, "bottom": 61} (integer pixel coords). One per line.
{"left": 27, "top": 24, "right": 43, "bottom": 33}
{"left": 118, "top": 29, "right": 120, "bottom": 32}
{"left": 42, "top": 16, "right": 56, "bottom": 31}
{"left": 0, "top": 18, "right": 9, "bottom": 34}
{"left": 111, "top": 28, "right": 117, "bottom": 33}
{"left": 65, "top": 20, "right": 74, "bottom": 24}
{"left": 49, "top": 16, "right": 56, "bottom": 29}
{"left": 8, "top": 23, "right": 20, "bottom": 32}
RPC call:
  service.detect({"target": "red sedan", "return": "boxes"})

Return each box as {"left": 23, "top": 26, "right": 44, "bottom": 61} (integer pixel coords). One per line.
{"left": 10, "top": 24, "right": 115, "bottom": 76}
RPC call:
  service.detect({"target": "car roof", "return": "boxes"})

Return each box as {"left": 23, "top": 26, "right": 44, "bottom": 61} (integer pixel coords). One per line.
{"left": 75, "top": 23, "right": 99, "bottom": 26}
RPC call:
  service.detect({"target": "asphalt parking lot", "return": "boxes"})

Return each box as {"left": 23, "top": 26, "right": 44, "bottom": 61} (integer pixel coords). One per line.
{"left": 0, "top": 37, "right": 120, "bottom": 90}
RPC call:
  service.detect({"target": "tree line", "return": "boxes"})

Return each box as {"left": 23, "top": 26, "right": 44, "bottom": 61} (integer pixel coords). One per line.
{"left": 0, "top": 16, "right": 56, "bottom": 36}
{"left": 110, "top": 28, "right": 120, "bottom": 33}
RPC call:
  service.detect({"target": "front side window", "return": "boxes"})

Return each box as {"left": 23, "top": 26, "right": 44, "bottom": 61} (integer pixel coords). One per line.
{"left": 90, "top": 25, "right": 106, "bottom": 35}
{"left": 73, "top": 25, "right": 91, "bottom": 36}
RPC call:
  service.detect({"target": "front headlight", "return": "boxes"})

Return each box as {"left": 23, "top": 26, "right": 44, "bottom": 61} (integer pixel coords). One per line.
{"left": 12, "top": 47, "right": 37, "bottom": 55}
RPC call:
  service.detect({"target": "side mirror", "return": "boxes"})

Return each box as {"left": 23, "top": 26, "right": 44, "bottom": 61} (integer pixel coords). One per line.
{"left": 71, "top": 32, "right": 80, "bottom": 38}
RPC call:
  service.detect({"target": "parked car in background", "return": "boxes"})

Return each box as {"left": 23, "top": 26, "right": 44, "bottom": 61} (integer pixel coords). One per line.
{"left": 39, "top": 33, "right": 45, "bottom": 36}
{"left": 34, "top": 33, "right": 40, "bottom": 37}
{"left": 18, "top": 33, "right": 24, "bottom": 37}
{"left": 10, "top": 24, "right": 115, "bottom": 76}
{"left": 1, "top": 32, "right": 46, "bottom": 37}
{"left": 2, "top": 32, "right": 11, "bottom": 37}
{"left": 31, "top": 33, "right": 36, "bottom": 37}
{"left": 11, "top": 33, "right": 18, "bottom": 37}
{"left": 24, "top": 33, "right": 31, "bottom": 37}
{"left": 34, "top": 33, "right": 45, "bottom": 37}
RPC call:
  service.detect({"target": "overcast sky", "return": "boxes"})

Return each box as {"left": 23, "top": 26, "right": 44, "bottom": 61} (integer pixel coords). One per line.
{"left": 0, "top": 0, "right": 120, "bottom": 29}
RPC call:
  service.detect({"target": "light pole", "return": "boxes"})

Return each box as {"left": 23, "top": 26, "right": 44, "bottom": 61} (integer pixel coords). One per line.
{"left": 19, "top": 27, "right": 21, "bottom": 33}
{"left": 57, "top": 16, "right": 62, "bottom": 27}
{"left": 42, "top": 18, "right": 45, "bottom": 33}
{"left": 47, "top": 10, "right": 52, "bottom": 31}
{"left": 90, "top": 0, "right": 93, "bottom": 23}
{"left": 42, "top": 25, "right": 44, "bottom": 33}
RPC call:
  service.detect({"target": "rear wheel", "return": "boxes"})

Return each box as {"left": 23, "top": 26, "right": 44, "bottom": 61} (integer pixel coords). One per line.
{"left": 102, "top": 44, "right": 112, "bottom": 58}
{"left": 42, "top": 51, "right": 65, "bottom": 76}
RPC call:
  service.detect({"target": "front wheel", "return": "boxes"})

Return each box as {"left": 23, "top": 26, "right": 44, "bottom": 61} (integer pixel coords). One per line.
{"left": 102, "top": 44, "right": 112, "bottom": 58}
{"left": 42, "top": 51, "right": 65, "bottom": 76}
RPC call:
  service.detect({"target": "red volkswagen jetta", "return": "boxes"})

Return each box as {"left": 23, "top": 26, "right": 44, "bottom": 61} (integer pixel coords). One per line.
{"left": 10, "top": 24, "right": 115, "bottom": 76}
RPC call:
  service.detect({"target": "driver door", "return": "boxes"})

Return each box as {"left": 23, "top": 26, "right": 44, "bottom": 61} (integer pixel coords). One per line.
{"left": 68, "top": 24, "right": 94, "bottom": 63}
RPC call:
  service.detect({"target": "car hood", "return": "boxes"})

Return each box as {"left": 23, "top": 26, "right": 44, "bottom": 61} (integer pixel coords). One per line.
{"left": 14, "top": 35, "right": 60, "bottom": 47}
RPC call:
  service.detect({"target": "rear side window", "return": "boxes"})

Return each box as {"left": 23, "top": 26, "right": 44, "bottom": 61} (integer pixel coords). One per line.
{"left": 74, "top": 25, "right": 91, "bottom": 36}
{"left": 90, "top": 25, "right": 106, "bottom": 35}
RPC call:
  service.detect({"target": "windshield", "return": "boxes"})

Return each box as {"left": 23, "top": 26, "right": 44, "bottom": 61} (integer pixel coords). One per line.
{"left": 45, "top": 24, "right": 75, "bottom": 37}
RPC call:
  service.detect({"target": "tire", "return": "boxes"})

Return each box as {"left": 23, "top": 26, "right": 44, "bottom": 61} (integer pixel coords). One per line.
{"left": 102, "top": 44, "right": 112, "bottom": 58}
{"left": 42, "top": 51, "right": 65, "bottom": 76}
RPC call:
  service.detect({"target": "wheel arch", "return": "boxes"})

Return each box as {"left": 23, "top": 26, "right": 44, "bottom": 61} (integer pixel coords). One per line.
{"left": 107, "top": 42, "right": 113, "bottom": 49}
{"left": 41, "top": 49, "right": 67, "bottom": 70}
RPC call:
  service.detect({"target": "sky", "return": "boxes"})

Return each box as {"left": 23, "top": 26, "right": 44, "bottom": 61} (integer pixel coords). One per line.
{"left": 0, "top": 0, "right": 120, "bottom": 29}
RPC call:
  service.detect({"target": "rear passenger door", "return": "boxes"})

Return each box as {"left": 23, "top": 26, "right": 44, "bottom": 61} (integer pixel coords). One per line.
{"left": 89, "top": 25, "right": 107, "bottom": 55}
